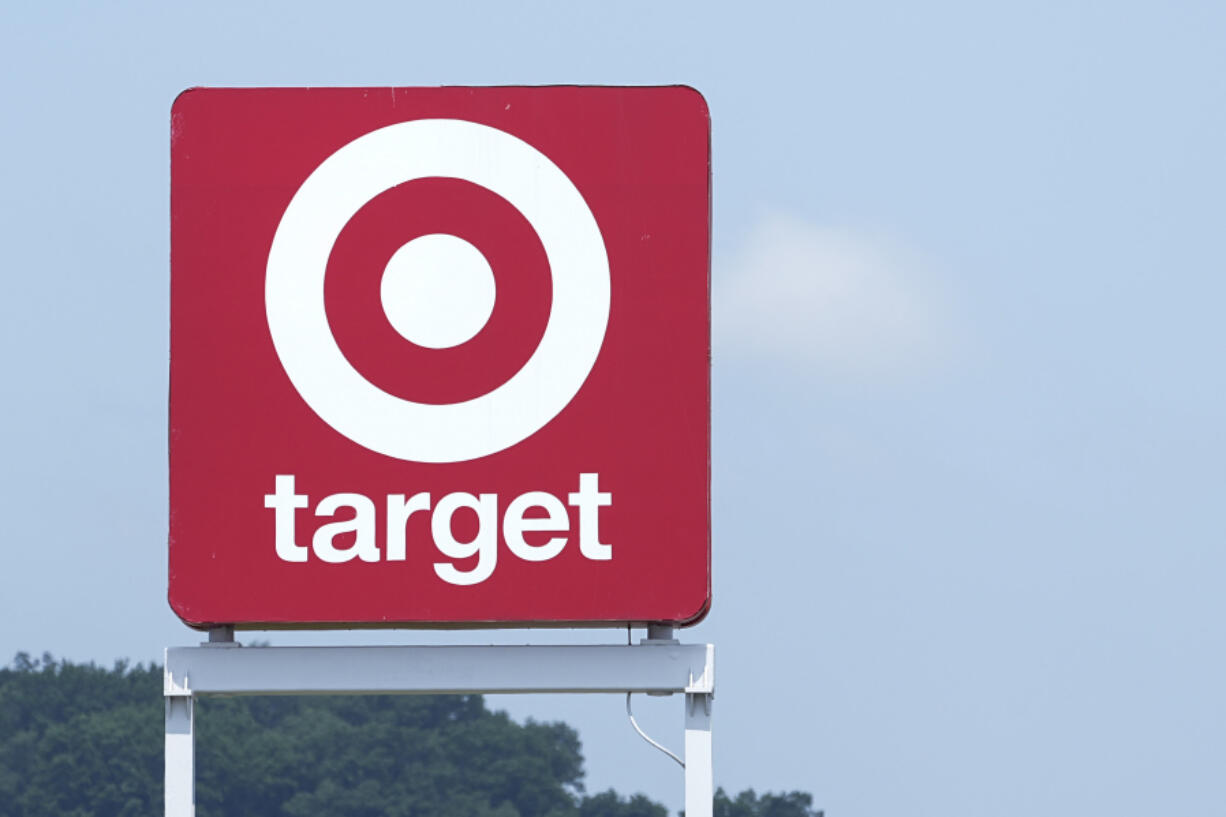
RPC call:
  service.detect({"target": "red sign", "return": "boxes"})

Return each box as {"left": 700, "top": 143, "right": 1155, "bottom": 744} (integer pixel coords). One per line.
{"left": 170, "top": 87, "right": 710, "bottom": 628}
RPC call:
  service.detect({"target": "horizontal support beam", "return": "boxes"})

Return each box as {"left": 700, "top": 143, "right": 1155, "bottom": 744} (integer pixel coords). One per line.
{"left": 165, "top": 643, "right": 714, "bottom": 697}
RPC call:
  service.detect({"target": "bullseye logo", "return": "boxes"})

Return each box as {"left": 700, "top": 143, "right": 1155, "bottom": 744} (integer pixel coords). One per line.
{"left": 265, "top": 119, "right": 611, "bottom": 463}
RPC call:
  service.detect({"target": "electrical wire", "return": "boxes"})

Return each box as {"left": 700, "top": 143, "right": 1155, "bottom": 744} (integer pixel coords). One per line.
{"left": 625, "top": 692, "right": 685, "bottom": 768}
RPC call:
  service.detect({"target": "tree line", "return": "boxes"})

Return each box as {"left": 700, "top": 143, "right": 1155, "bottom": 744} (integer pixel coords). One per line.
{"left": 0, "top": 653, "right": 820, "bottom": 817}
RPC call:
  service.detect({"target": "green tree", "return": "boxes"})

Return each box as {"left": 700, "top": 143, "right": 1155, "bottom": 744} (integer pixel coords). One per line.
{"left": 192, "top": 694, "right": 585, "bottom": 817}
{"left": 711, "top": 788, "right": 823, "bottom": 817}
{"left": 579, "top": 790, "right": 667, "bottom": 817}
{"left": 0, "top": 653, "right": 163, "bottom": 817}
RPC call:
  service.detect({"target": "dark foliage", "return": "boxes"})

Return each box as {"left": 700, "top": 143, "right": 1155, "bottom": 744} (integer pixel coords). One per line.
{"left": 711, "top": 788, "right": 823, "bottom": 817}
{"left": 579, "top": 790, "right": 667, "bottom": 817}
{"left": 0, "top": 653, "right": 163, "bottom": 817}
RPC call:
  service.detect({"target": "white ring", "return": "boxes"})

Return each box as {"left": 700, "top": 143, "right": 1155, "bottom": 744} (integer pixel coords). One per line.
{"left": 266, "top": 119, "right": 610, "bottom": 463}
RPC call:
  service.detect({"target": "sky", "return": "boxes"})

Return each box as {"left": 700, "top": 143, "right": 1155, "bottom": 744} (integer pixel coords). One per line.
{"left": 2, "top": 2, "right": 1224, "bottom": 815}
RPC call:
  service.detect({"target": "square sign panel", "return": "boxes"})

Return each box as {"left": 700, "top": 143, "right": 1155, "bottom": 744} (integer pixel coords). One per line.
{"left": 170, "top": 87, "right": 710, "bottom": 629}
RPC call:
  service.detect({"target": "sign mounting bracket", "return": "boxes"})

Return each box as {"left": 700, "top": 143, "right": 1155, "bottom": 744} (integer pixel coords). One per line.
{"left": 163, "top": 640, "right": 714, "bottom": 816}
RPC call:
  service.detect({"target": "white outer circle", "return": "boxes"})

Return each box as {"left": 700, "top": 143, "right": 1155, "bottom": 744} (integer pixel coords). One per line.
{"left": 266, "top": 119, "right": 610, "bottom": 463}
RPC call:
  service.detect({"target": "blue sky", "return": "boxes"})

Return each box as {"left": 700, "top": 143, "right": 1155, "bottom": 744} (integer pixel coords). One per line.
{"left": 2, "top": 2, "right": 1224, "bottom": 815}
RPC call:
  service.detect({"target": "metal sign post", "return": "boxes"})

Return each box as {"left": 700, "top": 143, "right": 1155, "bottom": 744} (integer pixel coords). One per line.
{"left": 164, "top": 640, "right": 714, "bottom": 817}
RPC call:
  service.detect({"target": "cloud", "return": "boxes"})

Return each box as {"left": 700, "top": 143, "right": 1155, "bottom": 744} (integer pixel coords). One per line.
{"left": 714, "top": 212, "right": 954, "bottom": 380}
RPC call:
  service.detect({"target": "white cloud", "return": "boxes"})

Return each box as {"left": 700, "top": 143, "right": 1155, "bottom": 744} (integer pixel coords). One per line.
{"left": 714, "top": 212, "right": 954, "bottom": 380}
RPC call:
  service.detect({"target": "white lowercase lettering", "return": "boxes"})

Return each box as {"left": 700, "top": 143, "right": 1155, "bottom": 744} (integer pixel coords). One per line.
{"left": 263, "top": 474, "right": 613, "bottom": 585}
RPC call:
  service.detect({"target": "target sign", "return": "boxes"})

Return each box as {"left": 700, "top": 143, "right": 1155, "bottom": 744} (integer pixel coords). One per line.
{"left": 170, "top": 87, "right": 710, "bottom": 628}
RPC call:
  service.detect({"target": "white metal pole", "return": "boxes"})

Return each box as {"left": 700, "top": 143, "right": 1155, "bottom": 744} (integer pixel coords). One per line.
{"left": 164, "top": 695, "right": 195, "bottom": 817}
{"left": 684, "top": 692, "right": 713, "bottom": 817}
